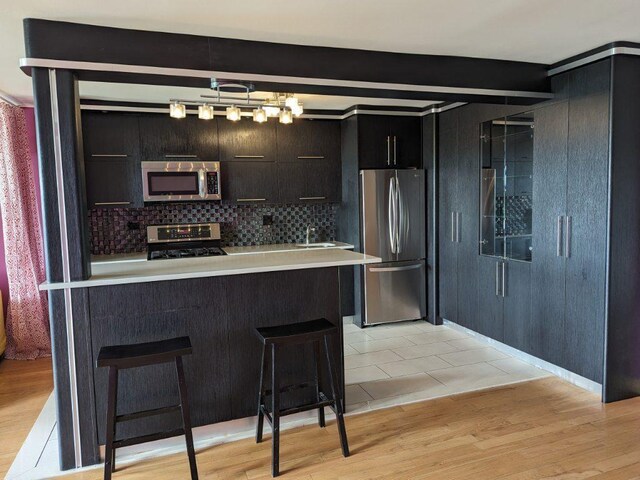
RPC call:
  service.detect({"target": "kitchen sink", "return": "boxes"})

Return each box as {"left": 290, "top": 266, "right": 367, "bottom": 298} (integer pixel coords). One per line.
{"left": 295, "top": 242, "right": 337, "bottom": 248}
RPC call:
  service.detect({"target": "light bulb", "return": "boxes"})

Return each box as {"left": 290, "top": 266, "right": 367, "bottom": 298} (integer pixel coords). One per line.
{"left": 285, "top": 96, "right": 299, "bottom": 109}
{"left": 170, "top": 102, "right": 186, "bottom": 119}
{"left": 291, "top": 102, "right": 303, "bottom": 117}
{"left": 263, "top": 103, "right": 280, "bottom": 117}
{"left": 253, "top": 107, "right": 267, "bottom": 123}
{"left": 279, "top": 109, "right": 293, "bottom": 124}
{"left": 226, "top": 105, "right": 241, "bottom": 121}
{"left": 198, "top": 104, "right": 214, "bottom": 120}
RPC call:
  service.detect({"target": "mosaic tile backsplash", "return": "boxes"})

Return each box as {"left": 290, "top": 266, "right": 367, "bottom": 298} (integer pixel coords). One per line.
{"left": 89, "top": 202, "right": 338, "bottom": 255}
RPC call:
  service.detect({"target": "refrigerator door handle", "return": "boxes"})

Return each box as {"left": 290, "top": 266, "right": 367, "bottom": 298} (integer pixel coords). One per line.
{"left": 556, "top": 215, "right": 564, "bottom": 257}
{"left": 396, "top": 174, "right": 404, "bottom": 254}
{"left": 388, "top": 177, "right": 397, "bottom": 254}
{"left": 451, "top": 211, "right": 456, "bottom": 243}
{"left": 495, "top": 261, "right": 500, "bottom": 296}
{"left": 456, "top": 212, "right": 461, "bottom": 243}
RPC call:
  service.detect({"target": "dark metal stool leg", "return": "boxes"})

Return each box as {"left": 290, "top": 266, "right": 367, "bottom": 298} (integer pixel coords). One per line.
{"left": 313, "top": 340, "right": 326, "bottom": 428}
{"left": 323, "top": 334, "right": 350, "bottom": 458}
{"left": 271, "top": 344, "right": 280, "bottom": 477}
{"left": 104, "top": 366, "right": 118, "bottom": 480}
{"left": 256, "top": 343, "right": 267, "bottom": 443}
{"left": 176, "top": 357, "right": 199, "bottom": 480}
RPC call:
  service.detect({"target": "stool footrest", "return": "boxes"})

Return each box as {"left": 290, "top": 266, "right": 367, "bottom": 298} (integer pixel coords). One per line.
{"left": 259, "top": 394, "right": 335, "bottom": 422}
{"left": 116, "top": 405, "right": 182, "bottom": 423}
{"left": 113, "top": 428, "right": 185, "bottom": 449}
{"left": 264, "top": 381, "right": 316, "bottom": 396}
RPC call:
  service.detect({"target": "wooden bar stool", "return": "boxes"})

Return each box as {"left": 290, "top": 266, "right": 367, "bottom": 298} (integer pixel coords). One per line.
{"left": 96, "top": 336, "right": 198, "bottom": 480}
{"left": 255, "top": 318, "right": 350, "bottom": 477}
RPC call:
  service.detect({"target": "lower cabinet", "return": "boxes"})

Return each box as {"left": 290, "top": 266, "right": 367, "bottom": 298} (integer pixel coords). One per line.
{"left": 221, "top": 160, "right": 279, "bottom": 204}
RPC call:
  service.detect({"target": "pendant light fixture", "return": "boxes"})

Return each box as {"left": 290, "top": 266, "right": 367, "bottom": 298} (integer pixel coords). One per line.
{"left": 253, "top": 107, "right": 267, "bottom": 123}
{"left": 198, "top": 103, "right": 214, "bottom": 120}
{"left": 279, "top": 109, "right": 293, "bottom": 124}
{"left": 226, "top": 105, "right": 241, "bottom": 121}
{"left": 169, "top": 84, "right": 303, "bottom": 124}
{"left": 170, "top": 101, "right": 186, "bottom": 119}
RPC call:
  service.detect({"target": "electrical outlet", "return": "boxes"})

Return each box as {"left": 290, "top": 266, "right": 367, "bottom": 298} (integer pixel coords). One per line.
{"left": 262, "top": 215, "right": 273, "bottom": 226}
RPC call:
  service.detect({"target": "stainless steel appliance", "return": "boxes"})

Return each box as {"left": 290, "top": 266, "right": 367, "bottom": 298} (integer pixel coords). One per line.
{"left": 146, "top": 223, "right": 226, "bottom": 260}
{"left": 361, "top": 169, "right": 426, "bottom": 325}
{"left": 142, "top": 161, "right": 221, "bottom": 202}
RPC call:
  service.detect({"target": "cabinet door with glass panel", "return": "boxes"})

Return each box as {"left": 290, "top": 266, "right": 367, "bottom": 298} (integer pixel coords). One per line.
{"left": 480, "top": 112, "right": 534, "bottom": 262}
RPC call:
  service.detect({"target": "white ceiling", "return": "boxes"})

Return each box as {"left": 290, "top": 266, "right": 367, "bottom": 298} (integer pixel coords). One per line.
{"left": 2, "top": 0, "right": 640, "bottom": 106}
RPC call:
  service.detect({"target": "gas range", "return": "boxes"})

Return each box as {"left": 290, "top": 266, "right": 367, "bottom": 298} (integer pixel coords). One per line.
{"left": 146, "top": 223, "right": 226, "bottom": 261}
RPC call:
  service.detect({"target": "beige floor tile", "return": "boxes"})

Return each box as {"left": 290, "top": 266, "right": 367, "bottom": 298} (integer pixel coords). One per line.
{"left": 364, "top": 324, "right": 425, "bottom": 339}
{"left": 408, "top": 329, "right": 468, "bottom": 345}
{"left": 428, "top": 362, "right": 508, "bottom": 387}
{"left": 342, "top": 323, "right": 361, "bottom": 334}
{"left": 489, "top": 357, "right": 551, "bottom": 378}
{"left": 446, "top": 337, "right": 488, "bottom": 351}
{"left": 350, "top": 337, "right": 415, "bottom": 354}
{"left": 345, "top": 365, "right": 389, "bottom": 384}
{"left": 344, "top": 350, "right": 403, "bottom": 369}
{"left": 437, "top": 347, "right": 509, "bottom": 366}
{"left": 392, "top": 341, "right": 459, "bottom": 359}
{"left": 343, "top": 344, "right": 358, "bottom": 356}
{"left": 343, "top": 331, "right": 373, "bottom": 345}
{"left": 359, "top": 373, "right": 443, "bottom": 400}
{"left": 345, "top": 384, "right": 374, "bottom": 405}
{"left": 377, "top": 355, "right": 453, "bottom": 377}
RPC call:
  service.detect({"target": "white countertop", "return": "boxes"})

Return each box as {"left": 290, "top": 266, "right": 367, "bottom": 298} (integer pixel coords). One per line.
{"left": 223, "top": 241, "right": 353, "bottom": 255}
{"left": 42, "top": 248, "right": 379, "bottom": 290}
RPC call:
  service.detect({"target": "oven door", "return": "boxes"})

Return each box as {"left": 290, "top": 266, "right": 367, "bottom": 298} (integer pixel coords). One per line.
{"left": 142, "top": 162, "right": 205, "bottom": 201}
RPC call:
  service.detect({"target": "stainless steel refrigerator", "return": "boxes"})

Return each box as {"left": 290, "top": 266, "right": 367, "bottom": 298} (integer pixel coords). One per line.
{"left": 360, "top": 169, "right": 426, "bottom": 326}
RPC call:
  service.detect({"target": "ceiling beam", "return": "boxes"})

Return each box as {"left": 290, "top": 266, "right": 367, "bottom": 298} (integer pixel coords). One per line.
{"left": 22, "top": 18, "right": 553, "bottom": 105}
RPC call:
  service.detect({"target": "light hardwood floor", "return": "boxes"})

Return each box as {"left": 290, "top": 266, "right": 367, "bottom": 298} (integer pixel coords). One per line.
{"left": 4, "top": 358, "right": 640, "bottom": 479}
{"left": 0, "top": 357, "right": 53, "bottom": 478}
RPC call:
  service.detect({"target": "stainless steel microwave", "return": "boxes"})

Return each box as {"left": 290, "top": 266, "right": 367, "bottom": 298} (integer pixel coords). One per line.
{"left": 141, "top": 161, "right": 221, "bottom": 202}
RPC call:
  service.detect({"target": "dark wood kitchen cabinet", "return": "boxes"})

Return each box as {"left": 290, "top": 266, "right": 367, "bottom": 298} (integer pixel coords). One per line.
{"left": 358, "top": 115, "right": 421, "bottom": 169}
{"left": 221, "top": 160, "right": 279, "bottom": 204}
{"left": 277, "top": 119, "right": 341, "bottom": 203}
{"left": 138, "top": 114, "right": 218, "bottom": 160}
{"left": 218, "top": 118, "right": 277, "bottom": 162}
{"left": 276, "top": 119, "right": 340, "bottom": 161}
{"left": 82, "top": 112, "right": 143, "bottom": 208}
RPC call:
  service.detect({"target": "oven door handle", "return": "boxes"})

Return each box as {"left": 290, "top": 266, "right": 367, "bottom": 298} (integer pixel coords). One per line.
{"left": 198, "top": 169, "right": 206, "bottom": 198}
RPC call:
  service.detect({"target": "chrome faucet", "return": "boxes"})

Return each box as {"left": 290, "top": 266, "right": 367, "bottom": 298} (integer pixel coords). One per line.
{"left": 305, "top": 224, "right": 316, "bottom": 245}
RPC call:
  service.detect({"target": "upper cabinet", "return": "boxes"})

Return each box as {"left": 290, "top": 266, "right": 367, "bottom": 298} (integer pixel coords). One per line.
{"left": 82, "top": 112, "right": 143, "bottom": 208}
{"left": 276, "top": 120, "right": 341, "bottom": 203}
{"left": 218, "top": 118, "right": 277, "bottom": 162}
{"left": 139, "top": 114, "right": 218, "bottom": 160}
{"left": 277, "top": 120, "right": 340, "bottom": 162}
{"left": 358, "top": 115, "right": 422, "bottom": 169}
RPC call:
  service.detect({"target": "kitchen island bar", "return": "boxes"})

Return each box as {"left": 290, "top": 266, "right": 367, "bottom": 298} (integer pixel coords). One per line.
{"left": 42, "top": 253, "right": 379, "bottom": 469}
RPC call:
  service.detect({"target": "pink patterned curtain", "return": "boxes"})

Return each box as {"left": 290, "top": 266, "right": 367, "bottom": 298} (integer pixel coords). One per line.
{"left": 0, "top": 102, "right": 50, "bottom": 359}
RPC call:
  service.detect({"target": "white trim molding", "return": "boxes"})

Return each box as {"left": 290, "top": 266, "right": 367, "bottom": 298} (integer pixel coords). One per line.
{"left": 548, "top": 46, "right": 640, "bottom": 76}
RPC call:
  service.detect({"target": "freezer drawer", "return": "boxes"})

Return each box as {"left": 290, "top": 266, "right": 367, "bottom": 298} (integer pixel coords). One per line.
{"left": 364, "top": 260, "right": 426, "bottom": 325}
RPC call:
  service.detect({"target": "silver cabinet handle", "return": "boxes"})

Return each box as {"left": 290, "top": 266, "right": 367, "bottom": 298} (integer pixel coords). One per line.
{"left": 90, "top": 154, "right": 128, "bottom": 158}
{"left": 297, "top": 156, "right": 325, "bottom": 159}
{"left": 234, "top": 155, "right": 265, "bottom": 159}
{"left": 165, "top": 154, "right": 198, "bottom": 158}
{"left": 495, "top": 261, "right": 500, "bottom": 296}
{"left": 451, "top": 211, "right": 456, "bottom": 243}
{"left": 565, "top": 216, "right": 572, "bottom": 258}
{"left": 456, "top": 212, "right": 461, "bottom": 243}
{"left": 557, "top": 215, "right": 564, "bottom": 257}
{"left": 370, "top": 264, "right": 422, "bottom": 273}
{"left": 299, "top": 196, "right": 326, "bottom": 200}
{"left": 237, "top": 198, "right": 266, "bottom": 202}
{"left": 501, "top": 261, "right": 506, "bottom": 297}
{"left": 94, "top": 201, "right": 131, "bottom": 206}
{"left": 386, "top": 136, "right": 391, "bottom": 166}
{"left": 393, "top": 136, "right": 397, "bottom": 166}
